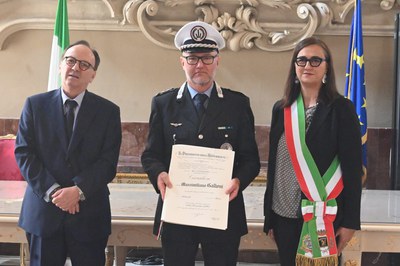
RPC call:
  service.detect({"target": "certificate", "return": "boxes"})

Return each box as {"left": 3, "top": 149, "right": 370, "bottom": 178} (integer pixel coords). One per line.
{"left": 161, "top": 144, "right": 235, "bottom": 230}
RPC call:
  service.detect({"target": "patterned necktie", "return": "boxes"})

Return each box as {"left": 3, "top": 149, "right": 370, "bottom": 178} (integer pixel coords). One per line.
{"left": 65, "top": 99, "right": 78, "bottom": 142}
{"left": 193, "top": 93, "right": 208, "bottom": 118}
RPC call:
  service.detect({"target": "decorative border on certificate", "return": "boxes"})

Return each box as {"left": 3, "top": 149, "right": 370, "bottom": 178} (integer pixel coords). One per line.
{"left": 161, "top": 144, "right": 235, "bottom": 230}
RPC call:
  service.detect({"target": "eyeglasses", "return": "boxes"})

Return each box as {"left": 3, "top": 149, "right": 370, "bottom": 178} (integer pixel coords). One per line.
{"left": 64, "top": 56, "right": 94, "bottom": 71}
{"left": 295, "top": 56, "right": 326, "bottom": 67}
{"left": 182, "top": 55, "right": 218, "bottom": 65}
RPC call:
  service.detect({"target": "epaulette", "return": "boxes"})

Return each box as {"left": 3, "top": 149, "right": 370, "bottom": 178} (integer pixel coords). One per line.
{"left": 222, "top": 88, "right": 247, "bottom": 98}
{"left": 156, "top": 88, "right": 177, "bottom": 96}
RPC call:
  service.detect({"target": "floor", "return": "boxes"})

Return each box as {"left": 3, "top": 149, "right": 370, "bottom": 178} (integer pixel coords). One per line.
{"left": 0, "top": 256, "right": 19, "bottom": 266}
{"left": 0, "top": 244, "right": 280, "bottom": 265}
{"left": 0, "top": 256, "right": 279, "bottom": 265}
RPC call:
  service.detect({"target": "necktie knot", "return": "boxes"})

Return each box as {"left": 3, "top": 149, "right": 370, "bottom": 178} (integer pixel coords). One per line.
{"left": 193, "top": 93, "right": 208, "bottom": 118}
{"left": 194, "top": 93, "right": 208, "bottom": 104}
{"left": 65, "top": 99, "right": 78, "bottom": 112}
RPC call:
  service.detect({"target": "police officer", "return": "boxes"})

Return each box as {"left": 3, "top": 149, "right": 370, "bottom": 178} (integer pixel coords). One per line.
{"left": 141, "top": 21, "right": 260, "bottom": 266}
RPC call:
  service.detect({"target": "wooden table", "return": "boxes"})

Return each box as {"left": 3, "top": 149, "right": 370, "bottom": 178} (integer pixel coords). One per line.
{"left": 1, "top": 181, "right": 400, "bottom": 266}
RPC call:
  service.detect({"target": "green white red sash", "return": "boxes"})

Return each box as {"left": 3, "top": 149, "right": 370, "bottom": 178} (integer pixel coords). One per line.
{"left": 284, "top": 95, "right": 343, "bottom": 265}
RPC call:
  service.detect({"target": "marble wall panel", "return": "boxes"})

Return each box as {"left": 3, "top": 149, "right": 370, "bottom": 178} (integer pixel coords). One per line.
{"left": 0, "top": 119, "right": 392, "bottom": 189}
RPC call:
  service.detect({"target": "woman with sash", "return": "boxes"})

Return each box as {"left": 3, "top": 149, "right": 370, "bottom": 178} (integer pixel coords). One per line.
{"left": 263, "top": 37, "right": 363, "bottom": 266}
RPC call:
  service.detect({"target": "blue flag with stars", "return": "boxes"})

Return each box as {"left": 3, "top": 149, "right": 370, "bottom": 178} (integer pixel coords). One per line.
{"left": 345, "top": 0, "right": 367, "bottom": 183}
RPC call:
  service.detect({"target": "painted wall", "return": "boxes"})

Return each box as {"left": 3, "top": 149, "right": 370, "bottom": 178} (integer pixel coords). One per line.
{"left": 0, "top": 29, "right": 394, "bottom": 127}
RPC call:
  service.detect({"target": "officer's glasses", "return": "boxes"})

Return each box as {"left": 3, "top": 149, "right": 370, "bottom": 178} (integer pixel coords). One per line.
{"left": 182, "top": 55, "right": 218, "bottom": 65}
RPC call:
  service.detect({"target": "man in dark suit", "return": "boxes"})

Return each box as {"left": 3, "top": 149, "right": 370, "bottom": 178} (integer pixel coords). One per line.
{"left": 15, "top": 40, "right": 122, "bottom": 266}
{"left": 141, "top": 21, "right": 260, "bottom": 266}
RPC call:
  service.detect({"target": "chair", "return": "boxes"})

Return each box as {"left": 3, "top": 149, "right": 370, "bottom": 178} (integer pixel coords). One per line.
{"left": 0, "top": 135, "right": 116, "bottom": 265}
{"left": 0, "top": 134, "right": 24, "bottom": 181}
{"left": 0, "top": 134, "right": 28, "bottom": 266}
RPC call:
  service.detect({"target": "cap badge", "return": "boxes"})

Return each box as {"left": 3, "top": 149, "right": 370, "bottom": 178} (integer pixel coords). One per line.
{"left": 190, "top": 26, "right": 207, "bottom": 43}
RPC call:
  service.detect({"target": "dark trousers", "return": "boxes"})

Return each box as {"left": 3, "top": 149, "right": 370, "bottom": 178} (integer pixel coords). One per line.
{"left": 271, "top": 211, "right": 303, "bottom": 266}
{"left": 161, "top": 222, "right": 241, "bottom": 266}
{"left": 26, "top": 222, "right": 108, "bottom": 266}
{"left": 271, "top": 211, "right": 342, "bottom": 266}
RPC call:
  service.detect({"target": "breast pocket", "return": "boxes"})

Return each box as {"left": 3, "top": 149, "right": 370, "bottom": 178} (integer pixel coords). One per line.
{"left": 166, "top": 122, "right": 195, "bottom": 144}
{"left": 213, "top": 126, "right": 238, "bottom": 149}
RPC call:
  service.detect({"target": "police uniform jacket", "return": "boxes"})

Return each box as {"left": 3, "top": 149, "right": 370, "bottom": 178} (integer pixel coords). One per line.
{"left": 141, "top": 82, "right": 260, "bottom": 237}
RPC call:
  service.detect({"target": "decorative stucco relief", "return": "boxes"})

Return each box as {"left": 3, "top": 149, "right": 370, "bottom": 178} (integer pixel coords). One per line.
{"left": 380, "top": 0, "right": 400, "bottom": 10}
{"left": 120, "top": 0, "right": 399, "bottom": 51}
{"left": 0, "top": 0, "right": 399, "bottom": 51}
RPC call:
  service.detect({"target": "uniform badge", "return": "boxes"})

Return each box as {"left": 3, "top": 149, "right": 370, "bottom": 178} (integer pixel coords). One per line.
{"left": 220, "top": 142, "right": 233, "bottom": 150}
{"left": 190, "top": 25, "right": 207, "bottom": 42}
{"left": 170, "top": 123, "right": 182, "bottom": 127}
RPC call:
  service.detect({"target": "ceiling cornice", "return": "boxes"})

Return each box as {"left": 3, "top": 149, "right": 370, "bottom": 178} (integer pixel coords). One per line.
{"left": 0, "top": 0, "right": 398, "bottom": 51}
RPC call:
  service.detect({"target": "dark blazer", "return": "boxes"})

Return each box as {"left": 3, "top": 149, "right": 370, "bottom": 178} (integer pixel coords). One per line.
{"left": 15, "top": 89, "right": 122, "bottom": 241}
{"left": 141, "top": 83, "right": 260, "bottom": 238}
{"left": 264, "top": 96, "right": 363, "bottom": 232}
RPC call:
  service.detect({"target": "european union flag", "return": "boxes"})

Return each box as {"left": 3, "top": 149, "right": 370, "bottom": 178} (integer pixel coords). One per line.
{"left": 345, "top": 0, "right": 367, "bottom": 183}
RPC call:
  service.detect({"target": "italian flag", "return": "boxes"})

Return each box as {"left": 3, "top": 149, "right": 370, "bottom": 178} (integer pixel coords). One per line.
{"left": 47, "top": 0, "right": 70, "bottom": 91}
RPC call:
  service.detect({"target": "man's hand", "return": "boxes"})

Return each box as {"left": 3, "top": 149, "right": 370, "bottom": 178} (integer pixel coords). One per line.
{"left": 225, "top": 178, "right": 240, "bottom": 201}
{"left": 52, "top": 186, "right": 80, "bottom": 214}
{"left": 157, "top": 171, "right": 172, "bottom": 200}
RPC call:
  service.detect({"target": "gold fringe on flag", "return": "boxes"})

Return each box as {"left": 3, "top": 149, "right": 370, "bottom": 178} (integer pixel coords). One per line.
{"left": 296, "top": 254, "right": 338, "bottom": 266}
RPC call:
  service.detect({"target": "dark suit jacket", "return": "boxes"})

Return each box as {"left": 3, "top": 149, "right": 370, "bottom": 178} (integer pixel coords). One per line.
{"left": 15, "top": 89, "right": 121, "bottom": 241}
{"left": 264, "top": 96, "right": 363, "bottom": 232}
{"left": 141, "top": 83, "right": 260, "bottom": 238}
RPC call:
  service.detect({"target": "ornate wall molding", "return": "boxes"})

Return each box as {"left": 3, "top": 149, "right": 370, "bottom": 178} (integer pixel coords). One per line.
{"left": 0, "top": 0, "right": 399, "bottom": 51}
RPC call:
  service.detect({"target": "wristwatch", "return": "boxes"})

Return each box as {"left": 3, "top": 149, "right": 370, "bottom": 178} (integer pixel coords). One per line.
{"left": 77, "top": 186, "right": 86, "bottom": 201}
{"left": 49, "top": 187, "right": 61, "bottom": 200}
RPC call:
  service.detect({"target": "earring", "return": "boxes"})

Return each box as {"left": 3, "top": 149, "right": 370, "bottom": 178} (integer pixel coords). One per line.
{"left": 322, "top": 73, "right": 327, "bottom": 84}
{"left": 295, "top": 77, "right": 299, "bottom": 84}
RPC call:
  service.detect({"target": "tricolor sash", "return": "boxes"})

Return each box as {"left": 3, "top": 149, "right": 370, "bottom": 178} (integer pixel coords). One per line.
{"left": 284, "top": 95, "right": 343, "bottom": 266}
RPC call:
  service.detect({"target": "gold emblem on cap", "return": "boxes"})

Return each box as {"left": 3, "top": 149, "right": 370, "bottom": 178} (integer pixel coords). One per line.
{"left": 190, "top": 26, "right": 207, "bottom": 42}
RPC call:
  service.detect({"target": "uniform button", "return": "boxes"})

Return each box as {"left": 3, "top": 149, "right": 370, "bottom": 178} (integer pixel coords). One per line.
{"left": 198, "top": 134, "right": 204, "bottom": 139}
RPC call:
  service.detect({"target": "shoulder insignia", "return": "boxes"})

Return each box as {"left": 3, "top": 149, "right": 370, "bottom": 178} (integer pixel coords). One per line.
{"left": 222, "top": 88, "right": 246, "bottom": 98}
{"left": 156, "top": 88, "right": 177, "bottom": 96}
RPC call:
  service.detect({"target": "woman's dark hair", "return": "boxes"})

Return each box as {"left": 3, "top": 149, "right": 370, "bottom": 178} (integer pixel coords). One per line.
{"left": 62, "top": 40, "right": 100, "bottom": 70}
{"left": 281, "top": 36, "right": 339, "bottom": 107}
